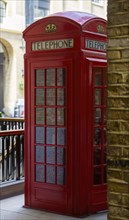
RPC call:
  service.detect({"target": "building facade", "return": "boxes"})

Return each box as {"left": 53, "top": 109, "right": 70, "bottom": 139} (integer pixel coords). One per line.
{"left": 0, "top": 0, "right": 25, "bottom": 116}
{"left": 0, "top": 0, "right": 107, "bottom": 117}
{"left": 50, "top": 0, "right": 107, "bottom": 19}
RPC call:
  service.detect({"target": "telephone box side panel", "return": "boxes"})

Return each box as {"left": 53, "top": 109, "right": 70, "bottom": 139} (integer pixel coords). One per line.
{"left": 82, "top": 18, "right": 107, "bottom": 36}
{"left": 24, "top": 57, "right": 31, "bottom": 207}
{"left": 72, "top": 52, "right": 90, "bottom": 216}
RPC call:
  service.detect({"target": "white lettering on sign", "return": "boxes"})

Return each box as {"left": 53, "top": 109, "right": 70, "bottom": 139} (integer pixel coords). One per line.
{"left": 85, "top": 39, "right": 107, "bottom": 51}
{"left": 32, "top": 39, "right": 74, "bottom": 51}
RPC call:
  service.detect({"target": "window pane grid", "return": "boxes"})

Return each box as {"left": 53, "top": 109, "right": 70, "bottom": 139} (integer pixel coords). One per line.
{"left": 93, "top": 67, "right": 107, "bottom": 185}
{"left": 34, "top": 67, "right": 66, "bottom": 185}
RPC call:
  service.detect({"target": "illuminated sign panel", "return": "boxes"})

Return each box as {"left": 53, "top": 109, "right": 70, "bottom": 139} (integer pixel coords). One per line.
{"left": 32, "top": 39, "right": 74, "bottom": 51}
{"left": 85, "top": 39, "right": 107, "bottom": 51}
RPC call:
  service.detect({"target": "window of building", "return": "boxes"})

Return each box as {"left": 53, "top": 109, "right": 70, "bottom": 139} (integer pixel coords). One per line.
{"left": 34, "top": 7, "right": 49, "bottom": 20}
{"left": 92, "top": 0, "right": 103, "bottom": 4}
{"left": 0, "top": 0, "right": 6, "bottom": 23}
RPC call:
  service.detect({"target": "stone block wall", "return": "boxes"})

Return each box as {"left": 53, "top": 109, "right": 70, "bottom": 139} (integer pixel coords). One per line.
{"left": 107, "top": 0, "right": 129, "bottom": 219}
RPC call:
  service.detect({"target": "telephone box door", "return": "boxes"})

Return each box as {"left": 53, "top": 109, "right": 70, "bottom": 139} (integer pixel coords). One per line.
{"left": 28, "top": 59, "right": 72, "bottom": 213}
{"left": 87, "top": 59, "right": 107, "bottom": 213}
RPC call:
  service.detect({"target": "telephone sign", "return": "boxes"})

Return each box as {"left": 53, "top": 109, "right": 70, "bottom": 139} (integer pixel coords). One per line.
{"left": 32, "top": 39, "right": 74, "bottom": 51}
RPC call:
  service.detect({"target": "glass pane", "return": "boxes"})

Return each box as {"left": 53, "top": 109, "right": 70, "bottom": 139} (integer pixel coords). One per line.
{"left": 94, "top": 108, "right": 102, "bottom": 124}
{"left": 104, "top": 127, "right": 107, "bottom": 144}
{"left": 94, "top": 147, "right": 101, "bottom": 165}
{"left": 46, "top": 89, "right": 55, "bottom": 106}
{"left": 46, "top": 108, "right": 55, "bottom": 125}
{"left": 57, "top": 128, "right": 66, "bottom": 145}
{"left": 46, "top": 69, "right": 55, "bottom": 86}
{"left": 57, "top": 88, "right": 65, "bottom": 106}
{"left": 95, "top": 89, "right": 102, "bottom": 106}
{"left": 104, "top": 146, "right": 107, "bottom": 163}
{"left": 36, "top": 146, "right": 44, "bottom": 163}
{"left": 94, "top": 127, "right": 102, "bottom": 145}
{"left": 57, "top": 68, "right": 65, "bottom": 86}
{"left": 104, "top": 88, "right": 107, "bottom": 105}
{"left": 36, "top": 127, "right": 44, "bottom": 144}
{"left": 94, "top": 68, "right": 102, "bottom": 86}
{"left": 104, "top": 166, "right": 107, "bottom": 183}
{"left": 46, "top": 127, "right": 55, "bottom": 144}
{"left": 103, "top": 69, "right": 107, "bottom": 85}
{"left": 36, "top": 164, "right": 44, "bottom": 182}
{"left": 46, "top": 165, "right": 55, "bottom": 184}
{"left": 36, "top": 89, "right": 44, "bottom": 105}
{"left": 46, "top": 146, "right": 55, "bottom": 164}
{"left": 36, "top": 108, "right": 44, "bottom": 124}
{"left": 36, "top": 69, "right": 44, "bottom": 86}
{"left": 57, "top": 167, "right": 65, "bottom": 185}
{"left": 57, "top": 108, "right": 65, "bottom": 125}
{"left": 94, "top": 167, "right": 102, "bottom": 185}
{"left": 57, "top": 147, "right": 65, "bottom": 165}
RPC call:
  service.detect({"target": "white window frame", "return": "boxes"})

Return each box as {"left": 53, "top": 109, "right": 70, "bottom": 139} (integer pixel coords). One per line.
{"left": 92, "top": 0, "right": 103, "bottom": 6}
{"left": 0, "top": 0, "right": 6, "bottom": 23}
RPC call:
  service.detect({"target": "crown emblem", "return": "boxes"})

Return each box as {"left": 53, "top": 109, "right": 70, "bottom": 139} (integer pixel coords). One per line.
{"left": 97, "top": 25, "right": 104, "bottom": 34}
{"left": 45, "top": 24, "right": 56, "bottom": 33}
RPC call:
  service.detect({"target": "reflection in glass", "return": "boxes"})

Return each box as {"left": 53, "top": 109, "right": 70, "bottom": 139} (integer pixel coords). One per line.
{"left": 94, "top": 127, "right": 101, "bottom": 145}
{"left": 104, "top": 166, "right": 107, "bottom": 183}
{"left": 36, "top": 89, "right": 44, "bottom": 105}
{"left": 57, "top": 68, "right": 65, "bottom": 86}
{"left": 103, "top": 69, "right": 107, "bottom": 85}
{"left": 95, "top": 89, "right": 102, "bottom": 106}
{"left": 46, "top": 69, "right": 55, "bottom": 86}
{"left": 104, "top": 146, "right": 107, "bottom": 163}
{"left": 93, "top": 167, "right": 102, "bottom": 185}
{"left": 57, "top": 167, "right": 65, "bottom": 185}
{"left": 104, "top": 88, "right": 107, "bottom": 105}
{"left": 36, "top": 127, "right": 44, "bottom": 144}
{"left": 36, "top": 146, "right": 44, "bottom": 163}
{"left": 46, "top": 89, "right": 55, "bottom": 106}
{"left": 46, "top": 165, "right": 55, "bottom": 184}
{"left": 94, "top": 108, "right": 101, "bottom": 124}
{"left": 46, "top": 146, "right": 55, "bottom": 164}
{"left": 57, "top": 89, "right": 65, "bottom": 106}
{"left": 57, "top": 128, "right": 66, "bottom": 145}
{"left": 36, "top": 69, "right": 44, "bottom": 86}
{"left": 46, "top": 127, "right": 55, "bottom": 144}
{"left": 94, "top": 68, "right": 102, "bottom": 86}
{"left": 36, "top": 164, "right": 44, "bottom": 182}
{"left": 57, "top": 148, "right": 65, "bottom": 165}
{"left": 57, "top": 108, "right": 65, "bottom": 125}
{"left": 104, "top": 127, "right": 107, "bottom": 144}
{"left": 46, "top": 108, "right": 55, "bottom": 125}
{"left": 36, "top": 108, "right": 44, "bottom": 124}
{"left": 94, "top": 147, "right": 101, "bottom": 165}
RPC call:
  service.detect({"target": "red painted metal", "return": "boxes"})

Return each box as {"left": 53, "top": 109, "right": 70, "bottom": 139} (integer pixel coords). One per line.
{"left": 23, "top": 11, "right": 107, "bottom": 217}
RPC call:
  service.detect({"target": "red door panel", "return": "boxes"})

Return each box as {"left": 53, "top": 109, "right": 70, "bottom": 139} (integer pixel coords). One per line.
{"left": 29, "top": 60, "right": 72, "bottom": 214}
{"left": 87, "top": 59, "right": 107, "bottom": 213}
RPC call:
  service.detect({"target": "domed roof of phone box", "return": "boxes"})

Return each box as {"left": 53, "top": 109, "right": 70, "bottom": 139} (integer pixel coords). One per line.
{"left": 23, "top": 11, "right": 106, "bottom": 37}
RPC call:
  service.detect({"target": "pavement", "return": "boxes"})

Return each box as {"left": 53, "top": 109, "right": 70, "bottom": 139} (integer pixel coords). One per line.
{"left": 0, "top": 194, "right": 107, "bottom": 220}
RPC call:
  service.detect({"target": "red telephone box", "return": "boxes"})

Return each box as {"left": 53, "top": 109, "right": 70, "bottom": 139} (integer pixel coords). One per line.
{"left": 23, "top": 11, "right": 107, "bottom": 217}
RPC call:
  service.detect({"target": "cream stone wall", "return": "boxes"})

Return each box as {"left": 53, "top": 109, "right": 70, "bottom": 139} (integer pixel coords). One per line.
{"left": 1, "top": 0, "right": 25, "bottom": 116}
{"left": 50, "top": 0, "right": 107, "bottom": 19}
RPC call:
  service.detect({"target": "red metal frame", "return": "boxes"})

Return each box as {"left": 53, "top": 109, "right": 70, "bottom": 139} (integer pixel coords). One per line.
{"left": 23, "top": 11, "right": 107, "bottom": 217}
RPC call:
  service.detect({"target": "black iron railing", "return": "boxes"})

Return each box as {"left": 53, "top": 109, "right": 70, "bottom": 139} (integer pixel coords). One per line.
{"left": 0, "top": 129, "right": 24, "bottom": 182}
{"left": 0, "top": 118, "right": 24, "bottom": 131}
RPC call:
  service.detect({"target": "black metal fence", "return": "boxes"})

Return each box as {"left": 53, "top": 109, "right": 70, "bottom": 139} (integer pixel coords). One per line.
{"left": 0, "top": 118, "right": 24, "bottom": 182}
{"left": 0, "top": 118, "right": 24, "bottom": 131}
